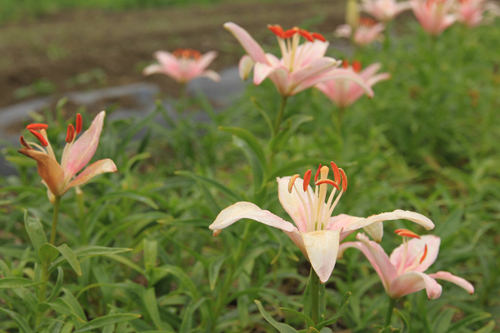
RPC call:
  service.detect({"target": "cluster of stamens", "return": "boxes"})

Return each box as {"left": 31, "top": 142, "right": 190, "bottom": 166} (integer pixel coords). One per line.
{"left": 172, "top": 48, "right": 202, "bottom": 60}
{"left": 342, "top": 60, "right": 362, "bottom": 73}
{"left": 288, "top": 162, "right": 348, "bottom": 232}
{"left": 395, "top": 229, "right": 428, "bottom": 274}
{"left": 360, "top": 17, "right": 377, "bottom": 27}
{"left": 268, "top": 25, "right": 326, "bottom": 42}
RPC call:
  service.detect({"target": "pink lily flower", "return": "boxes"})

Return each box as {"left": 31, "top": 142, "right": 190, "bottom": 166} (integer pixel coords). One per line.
{"left": 225, "top": 22, "right": 374, "bottom": 97}
{"left": 361, "top": 0, "right": 412, "bottom": 21}
{"left": 455, "top": 0, "right": 500, "bottom": 27}
{"left": 316, "top": 60, "right": 391, "bottom": 109}
{"left": 339, "top": 230, "right": 474, "bottom": 299}
{"left": 334, "top": 18, "right": 386, "bottom": 46}
{"left": 410, "top": 0, "right": 456, "bottom": 36}
{"left": 19, "top": 111, "right": 117, "bottom": 202}
{"left": 143, "top": 48, "right": 220, "bottom": 84}
{"left": 209, "top": 162, "right": 434, "bottom": 284}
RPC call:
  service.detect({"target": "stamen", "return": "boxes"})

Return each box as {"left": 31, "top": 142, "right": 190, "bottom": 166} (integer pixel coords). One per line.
{"left": 288, "top": 174, "right": 300, "bottom": 193}
{"left": 315, "top": 179, "right": 340, "bottom": 190}
{"left": 298, "top": 29, "right": 314, "bottom": 42}
{"left": 395, "top": 229, "right": 421, "bottom": 239}
{"left": 66, "top": 124, "right": 75, "bottom": 143}
{"left": 303, "top": 169, "right": 312, "bottom": 192}
{"left": 352, "top": 61, "right": 362, "bottom": 73}
{"left": 360, "top": 17, "right": 377, "bottom": 26}
{"left": 311, "top": 32, "right": 326, "bottom": 42}
{"left": 20, "top": 136, "right": 32, "bottom": 149}
{"left": 339, "top": 168, "right": 348, "bottom": 192}
{"left": 314, "top": 164, "right": 322, "bottom": 182}
{"left": 29, "top": 129, "right": 48, "bottom": 147}
{"left": 342, "top": 60, "right": 349, "bottom": 69}
{"left": 26, "top": 123, "right": 49, "bottom": 131}
{"left": 268, "top": 24, "right": 286, "bottom": 38}
{"left": 284, "top": 27, "right": 299, "bottom": 38}
{"left": 420, "top": 244, "right": 428, "bottom": 263}
{"left": 330, "top": 161, "right": 341, "bottom": 185}
{"left": 76, "top": 113, "right": 83, "bottom": 134}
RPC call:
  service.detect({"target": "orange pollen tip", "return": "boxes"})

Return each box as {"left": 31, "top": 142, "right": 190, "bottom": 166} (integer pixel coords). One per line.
{"left": 420, "top": 244, "right": 428, "bottom": 263}
{"left": 395, "top": 229, "right": 421, "bottom": 239}
{"left": 314, "top": 164, "right": 322, "bottom": 182}
{"left": 311, "top": 32, "right": 326, "bottom": 42}
{"left": 76, "top": 113, "right": 83, "bottom": 134}
{"left": 26, "top": 123, "right": 49, "bottom": 131}
{"left": 66, "top": 124, "right": 75, "bottom": 143}
{"left": 29, "top": 129, "right": 48, "bottom": 147}
{"left": 268, "top": 24, "right": 285, "bottom": 38}
{"left": 20, "top": 136, "right": 32, "bottom": 149}
{"left": 342, "top": 60, "right": 349, "bottom": 69}
{"left": 330, "top": 161, "right": 341, "bottom": 185}
{"left": 299, "top": 29, "right": 314, "bottom": 42}
{"left": 284, "top": 28, "right": 299, "bottom": 38}
{"left": 315, "top": 179, "right": 340, "bottom": 190}
{"left": 288, "top": 174, "right": 300, "bottom": 193}
{"left": 339, "top": 168, "right": 348, "bottom": 192}
{"left": 173, "top": 48, "right": 201, "bottom": 60}
{"left": 360, "top": 17, "right": 377, "bottom": 26}
{"left": 352, "top": 60, "right": 362, "bottom": 73}
{"left": 303, "top": 169, "right": 312, "bottom": 192}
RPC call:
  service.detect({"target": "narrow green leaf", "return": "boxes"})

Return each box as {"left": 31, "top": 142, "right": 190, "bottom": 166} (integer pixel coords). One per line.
{"left": 143, "top": 238, "right": 158, "bottom": 273}
{"left": 39, "top": 243, "right": 60, "bottom": 266}
{"left": 48, "top": 267, "right": 64, "bottom": 301}
{"left": 474, "top": 320, "right": 495, "bottom": 333}
{"left": 315, "top": 292, "right": 351, "bottom": 330}
{"left": 446, "top": 312, "right": 491, "bottom": 333}
{"left": 251, "top": 97, "right": 274, "bottom": 136}
{"left": 104, "top": 254, "right": 146, "bottom": 275}
{"left": 155, "top": 265, "right": 198, "bottom": 299}
{"left": 46, "top": 298, "right": 86, "bottom": 323}
{"left": 0, "top": 277, "right": 39, "bottom": 289}
{"left": 232, "top": 135, "right": 265, "bottom": 193}
{"left": 179, "top": 298, "right": 207, "bottom": 333}
{"left": 143, "top": 288, "right": 163, "bottom": 330}
{"left": 255, "top": 300, "right": 298, "bottom": 333}
{"left": 61, "top": 288, "right": 87, "bottom": 325}
{"left": 208, "top": 256, "right": 226, "bottom": 290}
{"left": 57, "top": 244, "right": 82, "bottom": 276}
{"left": 0, "top": 308, "right": 34, "bottom": 333}
{"left": 280, "top": 307, "right": 314, "bottom": 328}
{"left": 50, "top": 246, "right": 132, "bottom": 273}
{"left": 219, "top": 126, "right": 267, "bottom": 169}
{"left": 175, "top": 171, "right": 243, "bottom": 202}
{"left": 24, "top": 211, "right": 47, "bottom": 257}
{"left": 73, "top": 314, "right": 141, "bottom": 332}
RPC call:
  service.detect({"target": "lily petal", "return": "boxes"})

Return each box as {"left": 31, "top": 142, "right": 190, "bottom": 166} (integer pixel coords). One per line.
{"left": 390, "top": 271, "right": 442, "bottom": 299}
{"left": 200, "top": 70, "right": 221, "bottom": 82}
{"left": 254, "top": 62, "right": 281, "bottom": 85}
{"left": 362, "top": 222, "right": 384, "bottom": 242}
{"left": 302, "top": 229, "right": 341, "bottom": 283}
{"left": 428, "top": 271, "right": 474, "bottom": 295}
{"left": 209, "top": 202, "right": 295, "bottom": 232}
{"left": 143, "top": 64, "right": 163, "bottom": 76}
{"left": 65, "top": 111, "right": 106, "bottom": 181}
{"left": 19, "top": 148, "right": 65, "bottom": 196}
{"left": 343, "top": 209, "right": 435, "bottom": 233}
{"left": 64, "top": 159, "right": 117, "bottom": 192}
{"left": 224, "top": 22, "right": 268, "bottom": 64}
{"left": 390, "top": 235, "right": 440, "bottom": 273}
{"left": 196, "top": 51, "right": 218, "bottom": 71}
{"left": 239, "top": 55, "right": 255, "bottom": 80}
{"left": 277, "top": 177, "right": 314, "bottom": 233}
{"left": 289, "top": 57, "right": 339, "bottom": 87}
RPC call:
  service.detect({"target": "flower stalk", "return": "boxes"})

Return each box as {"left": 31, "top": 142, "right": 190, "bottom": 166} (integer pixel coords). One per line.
{"left": 49, "top": 196, "right": 61, "bottom": 245}
{"left": 384, "top": 297, "right": 397, "bottom": 327}
{"left": 310, "top": 268, "right": 321, "bottom": 324}
{"left": 273, "top": 96, "right": 288, "bottom": 136}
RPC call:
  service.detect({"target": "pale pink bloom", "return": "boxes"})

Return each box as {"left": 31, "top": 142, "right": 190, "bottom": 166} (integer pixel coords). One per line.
{"left": 410, "top": 0, "right": 457, "bottom": 35}
{"left": 209, "top": 163, "right": 434, "bottom": 284}
{"left": 334, "top": 18, "right": 386, "bottom": 46}
{"left": 455, "top": 0, "right": 500, "bottom": 27}
{"left": 143, "top": 48, "right": 220, "bottom": 84}
{"left": 361, "top": 0, "right": 412, "bottom": 21}
{"left": 316, "top": 60, "right": 391, "bottom": 108}
{"left": 225, "top": 22, "right": 375, "bottom": 97}
{"left": 19, "top": 111, "right": 117, "bottom": 202}
{"left": 339, "top": 232, "right": 474, "bottom": 299}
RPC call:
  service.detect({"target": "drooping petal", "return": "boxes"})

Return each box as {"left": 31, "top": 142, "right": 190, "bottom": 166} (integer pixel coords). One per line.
{"left": 390, "top": 271, "right": 442, "bottom": 299}
{"left": 195, "top": 51, "right": 218, "bottom": 71}
{"left": 254, "top": 62, "right": 282, "bottom": 85}
{"left": 143, "top": 64, "right": 164, "bottom": 76}
{"left": 428, "top": 271, "right": 474, "bottom": 295}
{"left": 239, "top": 55, "right": 255, "bottom": 80}
{"left": 153, "top": 51, "right": 183, "bottom": 81}
{"left": 289, "top": 57, "right": 339, "bottom": 88}
{"left": 390, "top": 235, "right": 440, "bottom": 273}
{"left": 362, "top": 222, "right": 384, "bottom": 242}
{"left": 65, "top": 111, "right": 105, "bottom": 181}
{"left": 224, "top": 22, "right": 268, "bottom": 64}
{"left": 302, "top": 229, "right": 341, "bottom": 283}
{"left": 360, "top": 63, "right": 382, "bottom": 80}
{"left": 64, "top": 159, "right": 117, "bottom": 193}
{"left": 19, "top": 148, "right": 65, "bottom": 196}
{"left": 277, "top": 177, "right": 313, "bottom": 233}
{"left": 209, "top": 202, "right": 295, "bottom": 232}
{"left": 296, "top": 68, "right": 374, "bottom": 97}
{"left": 199, "top": 70, "right": 221, "bottom": 82}
{"left": 283, "top": 228, "right": 308, "bottom": 259}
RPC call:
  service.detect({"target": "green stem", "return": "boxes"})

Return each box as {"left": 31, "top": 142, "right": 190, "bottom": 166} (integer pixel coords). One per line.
{"left": 35, "top": 264, "right": 49, "bottom": 328}
{"left": 76, "top": 187, "right": 87, "bottom": 244}
{"left": 49, "top": 196, "right": 61, "bottom": 245}
{"left": 310, "top": 268, "right": 320, "bottom": 324}
{"left": 273, "top": 96, "right": 288, "bottom": 136}
{"left": 385, "top": 298, "right": 397, "bottom": 328}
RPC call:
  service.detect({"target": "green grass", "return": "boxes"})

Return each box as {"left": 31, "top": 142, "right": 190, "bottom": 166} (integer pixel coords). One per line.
{"left": 0, "top": 16, "right": 499, "bottom": 333}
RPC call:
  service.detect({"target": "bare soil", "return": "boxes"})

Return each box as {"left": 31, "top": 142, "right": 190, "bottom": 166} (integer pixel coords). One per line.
{"left": 0, "top": 0, "right": 346, "bottom": 108}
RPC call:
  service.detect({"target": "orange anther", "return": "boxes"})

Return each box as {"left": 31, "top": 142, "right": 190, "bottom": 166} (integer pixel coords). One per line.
{"left": 29, "top": 129, "right": 48, "bottom": 147}
{"left": 284, "top": 27, "right": 299, "bottom": 38}
{"left": 360, "top": 17, "right": 377, "bottom": 26}
{"left": 314, "top": 164, "right": 322, "bottom": 182}
{"left": 311, "top": 32, "right": 326, "bottom": 42}
{"left": 339, "top": 168, "right": 348, "bottom": 192}
{"left": 420, "top": 244, "right": 428, "bottom": 263}
{"left": 303, "top": 169, "right": 312, "bottom": 192}
{"left": 315, "top": 179, "right": 340, "bottom": 190}
{"left": 288, "top": 174, "right": 300, "bottom": 193}
{"left": 268, "top": 24, "right": 286, "bottom": 38}
{"left": 26, "top": 123, "right": 49, "bottom": 131}
{"left": 342, "top": 60, "right": 349, "bottom": 69}
{"left": 76, "top": 113, "right": 83, "bottom": 134}
{"left": 299, "top": 29, "right": 314, "bottom": 42}
{"left": 20, "top": 136, "right": 32, "bottom": 149}
{"left": 330, "top": 161, "right": 341, "bottom": 185}
{"left": 395, "top": 229, "right": 421, "bottom": 239}
{"left": 352, "top": 60, "right": 362, "bottom": 73}
{"left": 66, "top": 124, "right": 75, "bottom": 143}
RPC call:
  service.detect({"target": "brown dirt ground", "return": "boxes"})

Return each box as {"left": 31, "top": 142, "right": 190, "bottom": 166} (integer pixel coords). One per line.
{"left": 0, "top": 0, "right": 347, "bottom": 109}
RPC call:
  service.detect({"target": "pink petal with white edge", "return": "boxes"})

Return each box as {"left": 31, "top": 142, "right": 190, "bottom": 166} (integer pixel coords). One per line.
{"left": 390, "top": 271, "right": 442, "bottom": 299}
{"left": 143, "top": 64, "right": 163, "bottom": 76}
{"left": 277, "top": 177, "right": 314, "bottom": 233}
{"left": 254, "top": 62, "right": 280, "bottom": 85}
{"left": 154, "top": 51, "right": 183, "bottom": 81}
{"left": 390, "top": 235, "right": 440, "bottom": 273}
{"left": 65, "top": 159, "right": 117, "bottom": 192}
{"left": 224, "top": 22, "right": 268, "bottom": 64}
{"left": 343, "top": 209, "right": 435, "bottom": 233}
{"left": 289, "top": 57, "right": 339, "bottom": 87}
{"left": 239, "top": 55, "right": 255, "bottom": 80}
{"left": 209, "top": 202, "right": 295, "bottom": 232}
{"left": 65, "top": 111, "right": 106, "bottom": 180}
{"left": 302, "top": 229, "right": 341, "bottom": 283}
{"left": 428, "top": 271, "right": 474, "bottom": 294}
{"left": 195, "top": 51, "right": 218, "bottom": 72}
{"left": 200, "top": 70, "right": 221, "bottom": 82}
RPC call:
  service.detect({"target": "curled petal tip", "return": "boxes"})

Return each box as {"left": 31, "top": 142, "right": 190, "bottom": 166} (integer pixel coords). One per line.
{"left": 213, "top": 230, "right": 221, "bottom": 237}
